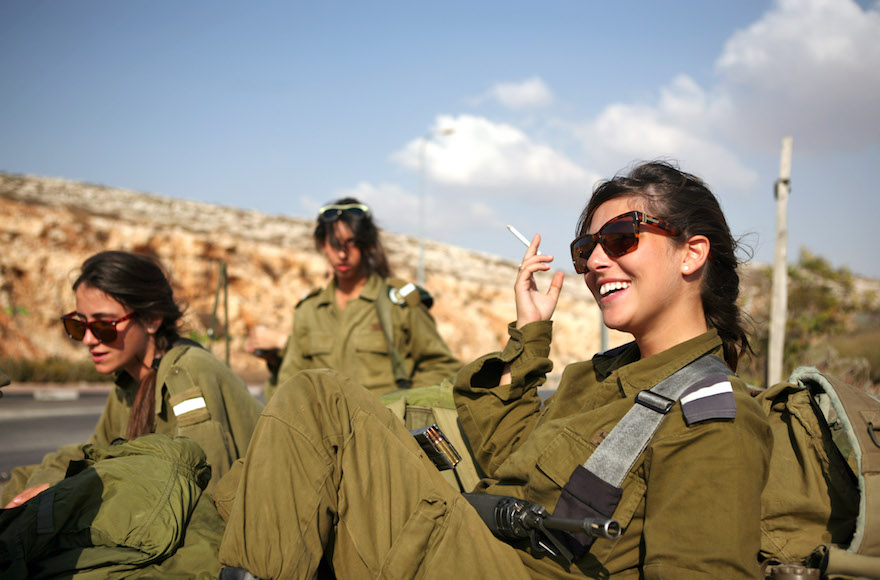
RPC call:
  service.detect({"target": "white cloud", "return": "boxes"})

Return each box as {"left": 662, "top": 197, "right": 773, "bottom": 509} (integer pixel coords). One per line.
{"left": 391, "top": 114, "right": 592, "bottom": 193}
{"left": 376, "top": 0, "right": 880, "bottom": 271}
{"left": 572, "top": 75, "right": 759, "bottom": 193}
{"left": 474, "top": 76, "right": 555, "bottom": 110}
{"left": 303, "top": 180, "right": 508, "bottom": 247}
{"left": 715, "top": 0, "right": 880, "bottom": 152}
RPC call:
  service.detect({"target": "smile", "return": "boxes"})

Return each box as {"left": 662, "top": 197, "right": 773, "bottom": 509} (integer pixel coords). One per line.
{"left": 600, "top": 281, "right": 631, "bottom": 297}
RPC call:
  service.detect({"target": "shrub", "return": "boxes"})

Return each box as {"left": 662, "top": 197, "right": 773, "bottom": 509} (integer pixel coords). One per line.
{"left": 0, "top": 356, "right": 110, "bottom": 384}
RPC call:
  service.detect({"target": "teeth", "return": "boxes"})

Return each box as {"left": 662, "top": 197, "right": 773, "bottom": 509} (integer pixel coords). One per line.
{"left": 600, "top": 281, "right": 631, "bottom": 296}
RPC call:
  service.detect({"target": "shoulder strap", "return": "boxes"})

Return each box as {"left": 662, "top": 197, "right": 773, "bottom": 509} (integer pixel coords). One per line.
{"left": 375, "top": 285, "right": 412, "bottom": 390}
{"left": 584, "top": 355, "right": 731, "bottom": 488}
{"left": 386, "top": 277, "right": 434, "bottom": 309}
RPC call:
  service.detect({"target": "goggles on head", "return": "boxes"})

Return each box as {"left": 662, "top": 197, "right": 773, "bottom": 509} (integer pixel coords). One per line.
{"left": 318, "top": 203, "right": 370, "bottom": 222}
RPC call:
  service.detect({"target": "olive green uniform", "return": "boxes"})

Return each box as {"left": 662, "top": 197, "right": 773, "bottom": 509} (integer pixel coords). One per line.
{"left": 1, "top": 340, "right": 263, "bottom": 504}
{"left": 456, "top": 322, "right": 772, "bottom": 578}
{"left": 266, "top": 273, "right": 460, "bottom": 401}
{"left": 218, "top": 323, "right": 771, "bottom": 579}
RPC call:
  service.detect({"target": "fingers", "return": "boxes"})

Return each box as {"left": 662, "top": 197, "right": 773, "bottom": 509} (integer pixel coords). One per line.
{"left": 513, "top": 235, "right": 564, "bottom": 327}
{"left": 516, "top": 251, "right": 554, "bottom": 284}
{"left": 246, "top": 326, "right": 286, "bottom": 352}
{"left": 523, "top": 233, "right": 542, "bottom": 259}
{"left": 4, "top": 483, "right": 50, "bottom": 508}
{"left": 547, "top": 271, "right": 565, "bottom": 300}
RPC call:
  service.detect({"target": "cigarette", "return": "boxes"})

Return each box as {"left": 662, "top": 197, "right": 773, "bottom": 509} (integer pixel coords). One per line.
{"left": 507, "top": 225, "right": 542, "bottom": 255}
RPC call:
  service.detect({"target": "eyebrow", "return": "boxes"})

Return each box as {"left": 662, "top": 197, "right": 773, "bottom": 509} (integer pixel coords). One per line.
{"left": 75, "top": 311, "right": 125, "bottom": 320}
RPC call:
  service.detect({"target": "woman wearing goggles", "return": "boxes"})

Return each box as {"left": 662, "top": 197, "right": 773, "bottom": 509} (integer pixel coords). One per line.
{"left": 2, "top": 251, "right": 263, "bottom": 510}
{"left": 246, "top": 196, "right": 460, "bottom": 403}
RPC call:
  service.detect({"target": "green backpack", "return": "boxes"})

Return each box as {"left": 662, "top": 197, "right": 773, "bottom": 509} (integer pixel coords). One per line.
{"left": 756, "top": 367, "right": 880, "bottom": 579}
{"left": 0, "top": 434, "right": 224, "bottom": 579}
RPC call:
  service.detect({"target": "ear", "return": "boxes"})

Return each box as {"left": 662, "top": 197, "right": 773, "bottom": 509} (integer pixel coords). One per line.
{"left": 144, "top": 316, "right": 163, "bottom": 335}
{"left": 681, "top": 235, "right": 710, "bottom": 275}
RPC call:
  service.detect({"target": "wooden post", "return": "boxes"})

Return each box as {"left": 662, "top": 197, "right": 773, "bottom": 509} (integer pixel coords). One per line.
{"left": 767, "top": 137, "right": 793, "bottom": 386}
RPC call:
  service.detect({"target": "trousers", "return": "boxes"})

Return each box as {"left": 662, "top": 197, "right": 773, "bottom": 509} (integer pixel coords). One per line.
{"left": 218, "top": 369, "right": 531, "bottom": 579}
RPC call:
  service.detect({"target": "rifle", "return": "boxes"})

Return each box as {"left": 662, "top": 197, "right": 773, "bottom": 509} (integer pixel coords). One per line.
{"left": 464, "top": 492, "right": 620, "bottom": 564}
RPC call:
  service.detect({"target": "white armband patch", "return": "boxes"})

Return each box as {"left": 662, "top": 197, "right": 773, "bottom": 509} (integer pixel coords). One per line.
{"left": 680, "top": 374, "right": 737, "bottom": 425}
{"left": 173, "top": 396, "right": 207, "bottom": 416}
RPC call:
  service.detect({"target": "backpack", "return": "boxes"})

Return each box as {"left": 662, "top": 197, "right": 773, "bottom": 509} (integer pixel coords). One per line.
{"left": 756, "top": 366, "right": 880, "bottom": 579}
{"left": 0, "top": 434, "right": 224, "bottom": 579}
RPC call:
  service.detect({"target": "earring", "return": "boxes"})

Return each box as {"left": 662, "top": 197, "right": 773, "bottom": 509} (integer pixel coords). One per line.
{"left": 683, "top": 265, "right": 690, "bottom": 272}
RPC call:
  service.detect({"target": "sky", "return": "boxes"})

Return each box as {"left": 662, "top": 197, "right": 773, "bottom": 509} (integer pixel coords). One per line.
{"left": 2, "top": 0, "right": 879, "bottom": 279}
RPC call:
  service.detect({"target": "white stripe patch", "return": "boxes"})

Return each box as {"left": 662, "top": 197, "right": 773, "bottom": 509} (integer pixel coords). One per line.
{"left": 680, "top": 381, "right": 732, "bottom": 405}
{"left": 173, "top": 396, "right": 207, "bottom": 416}
{"left": 399, "top": 283, "right": 417, "bottom": 297}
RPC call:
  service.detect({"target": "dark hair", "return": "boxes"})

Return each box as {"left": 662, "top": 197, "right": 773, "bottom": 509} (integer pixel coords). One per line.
{"left": 576, "top": 161, "right": 750, "bottom": 371}
{"left": 314, "top": 197, "right": 392, "bottom": 279}
{"left": 73, "top": 251, "right": 183, "bottom": 438}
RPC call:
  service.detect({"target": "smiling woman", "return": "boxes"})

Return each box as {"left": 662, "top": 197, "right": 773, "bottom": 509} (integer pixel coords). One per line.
{"left": 215, "top": 161, "right": 772, "bottom": 580}
{"left": 0, "top": 251, "right": 264, "bottom": 508}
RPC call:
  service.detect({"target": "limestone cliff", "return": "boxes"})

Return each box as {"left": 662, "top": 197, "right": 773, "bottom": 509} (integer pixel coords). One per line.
{"left": 1, "top": 172, "right": 631, "bottom": 383}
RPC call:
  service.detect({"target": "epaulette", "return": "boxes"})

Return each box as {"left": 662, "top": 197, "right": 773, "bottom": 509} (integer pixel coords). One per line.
{"left": 386, "top": 277, "right": 433, "bottom": 309}
{"left": 295, "top": 287, "right": 322, "bottom": 308}
{"left": 679, "top": 371, "right": 737, "bottom": 425}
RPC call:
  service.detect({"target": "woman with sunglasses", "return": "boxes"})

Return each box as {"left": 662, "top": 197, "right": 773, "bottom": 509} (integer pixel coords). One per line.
{"left": 450, "top": 160, "right": 772, "bottom": 577}
{"left": 215, "top": 162, "right": 769, "bottom": 579}
{"left": 1, "top": 250, "right": 263, "bottom": 508}
{"left": 217, "top": 161, "right": 771, "bottom": 579}
{"left": 248, "top": 196, "right": 459, "bottom": 402}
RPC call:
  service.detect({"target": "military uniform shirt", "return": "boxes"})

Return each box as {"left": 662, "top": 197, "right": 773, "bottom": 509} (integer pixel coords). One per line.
{"left": 454, "top": 322, "right": 772, "bottom": 579}
{"left": 268, "top": 273, "right": 459, "bottom": 400}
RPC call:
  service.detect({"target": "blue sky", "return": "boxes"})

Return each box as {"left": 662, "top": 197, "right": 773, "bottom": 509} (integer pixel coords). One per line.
{"left": 2, "top": 0, "right": 879, "bottom": 279}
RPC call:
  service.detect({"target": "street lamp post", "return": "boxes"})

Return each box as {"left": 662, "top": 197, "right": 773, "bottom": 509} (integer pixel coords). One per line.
{"left": 417, "top": 127, "right": 454, "bottom": 286}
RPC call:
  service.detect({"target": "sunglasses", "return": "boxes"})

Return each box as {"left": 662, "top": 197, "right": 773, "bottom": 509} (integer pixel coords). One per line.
{"left": 318, "top": 203, "right": 370, "bottom": 222}
{"left": 60, "top": 312, "right": 135, "bottom": 343}
{"left": 570, "top": 211, "right": 681, "bottom": 274}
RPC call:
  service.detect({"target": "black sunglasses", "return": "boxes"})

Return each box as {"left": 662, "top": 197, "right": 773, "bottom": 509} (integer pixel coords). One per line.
{"left": 318, "top": 203, "right": 370, "bottom": 222}
{"left": 60, "top": 312, "right": 135, "bottom": 344}
{"left": 570, "top": 211, "right": 681, "bottom": 274}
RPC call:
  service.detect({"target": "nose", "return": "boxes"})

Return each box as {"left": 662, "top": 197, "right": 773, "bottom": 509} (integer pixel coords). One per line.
{"left": 586, "top": 242, "right": 611, "bottom": 273}
{"left": 82, "top": 326, "right": 100, "bottom": 346}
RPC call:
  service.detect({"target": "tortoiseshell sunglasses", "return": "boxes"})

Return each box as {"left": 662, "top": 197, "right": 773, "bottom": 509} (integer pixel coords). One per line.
{"left": 570, "top": 211, "right": 681, "bottom": 274}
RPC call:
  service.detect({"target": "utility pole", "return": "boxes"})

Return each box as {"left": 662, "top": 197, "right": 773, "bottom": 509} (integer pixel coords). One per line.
{"left": 417, "top": 127, "right": 455, "bottom": 286}
{"left": 767, "top": 136, "right": 793, "bottom": 386}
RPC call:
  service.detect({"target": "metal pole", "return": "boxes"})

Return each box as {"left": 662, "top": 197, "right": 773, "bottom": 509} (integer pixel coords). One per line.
{"left": 417, "top": 137, "right": 427, "bottom": 286}
{"left": 416, "top": 127, "right": 454, "bottom": 286}
{"left": 767, "top": 136, "right": 793, "bottom": 386}
{"left": 222, "top": 261, "right": 230, "bottom": 366}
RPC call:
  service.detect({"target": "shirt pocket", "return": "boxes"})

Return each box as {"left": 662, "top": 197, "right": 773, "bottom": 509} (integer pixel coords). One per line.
{"left": 353, "top": 328, "right": 393, "bottom": 391}
{"left": 299, "top": 331, "right": 334, "bottom": 359}
{"left": 533, "top": 428, "right": 646, "bottom": 565}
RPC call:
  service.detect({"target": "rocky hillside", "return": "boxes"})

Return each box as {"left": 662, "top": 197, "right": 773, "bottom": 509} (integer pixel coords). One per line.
{"left": 4, "top": 172, "right": 878, "bottom": 389}
{"left": 0, "top": 172, "right": 632, "bottom": 384}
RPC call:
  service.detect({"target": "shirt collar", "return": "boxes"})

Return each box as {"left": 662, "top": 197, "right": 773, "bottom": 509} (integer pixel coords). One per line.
{"left": 316, "top": 272, "right": 383, "bottom": 306}
{"left": 593, "top": 329, "right": 726, "bottom": 397}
